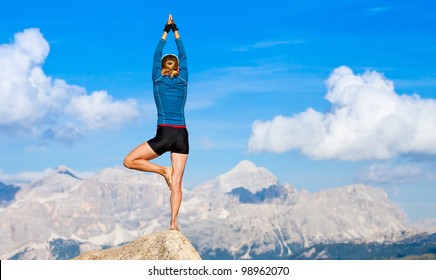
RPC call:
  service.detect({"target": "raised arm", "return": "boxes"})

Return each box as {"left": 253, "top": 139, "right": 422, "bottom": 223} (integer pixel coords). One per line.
{"left": 152, "top": 16, "right": 172, "bottom": 81}
{"left": 176, "top": 38, "right": 187, "bottom": 82}
{"left": 170, "top": 16, "right": 188, "bottom": 82}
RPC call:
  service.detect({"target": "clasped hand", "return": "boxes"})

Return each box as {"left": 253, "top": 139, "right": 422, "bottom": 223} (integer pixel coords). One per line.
{"left": 164, "top": 14, "right": 179, "bottom": 33}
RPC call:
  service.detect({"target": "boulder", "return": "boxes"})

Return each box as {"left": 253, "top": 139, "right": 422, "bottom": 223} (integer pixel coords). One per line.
{"left": 73, "top": 230, "right": 201, "bottom": 260}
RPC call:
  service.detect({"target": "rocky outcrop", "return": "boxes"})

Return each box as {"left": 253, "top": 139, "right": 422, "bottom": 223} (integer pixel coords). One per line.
{"left": 73, "top": 230, "right": 201, "bottom": 260}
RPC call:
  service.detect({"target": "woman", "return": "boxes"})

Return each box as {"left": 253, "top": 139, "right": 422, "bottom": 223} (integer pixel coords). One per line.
{"left": 124, "top": 14, "right": 188, "bottom": 231}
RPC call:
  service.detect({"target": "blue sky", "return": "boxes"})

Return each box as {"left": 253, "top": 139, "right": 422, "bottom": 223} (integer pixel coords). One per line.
{"left": 1, "top": 0, "right": 435, "bottom": 221}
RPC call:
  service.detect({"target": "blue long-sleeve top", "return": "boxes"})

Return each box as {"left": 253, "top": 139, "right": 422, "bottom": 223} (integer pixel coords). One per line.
{"left": 152, "top": 38, "right": 188, "bottom": 127}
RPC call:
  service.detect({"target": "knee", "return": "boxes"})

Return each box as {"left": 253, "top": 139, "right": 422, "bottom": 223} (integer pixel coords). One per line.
{"left": 171, "top": 184, "right": 182, "bottom": 194}
{"left": 123, "top": 157, "right": 132, "bottom": 169}
{"left": 171, "top": 177, "right": 183, "bottom": 189}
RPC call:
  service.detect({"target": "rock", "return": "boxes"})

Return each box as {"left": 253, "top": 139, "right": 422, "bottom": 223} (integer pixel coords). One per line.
{"left": 72, "top": 230, "right": 201, "bottom": 260}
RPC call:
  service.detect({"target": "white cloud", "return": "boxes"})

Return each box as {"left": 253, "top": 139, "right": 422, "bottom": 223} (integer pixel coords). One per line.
{"left": 65, "top": 91, "right": 139, "bottom": 130}
{"left": 357, "top": 163, "right": 424, "bottom": 184}
{"left": 0, "top": 168, "right": 95, "bottom": 184}
{"left": 248, "top": 66, "right": 436, "bottom": 160}
{"left": 0, "top": 168, "right": 53, "bottom": 184}
{"left": 0, "top": 28, "right": 140, "bottom": 142}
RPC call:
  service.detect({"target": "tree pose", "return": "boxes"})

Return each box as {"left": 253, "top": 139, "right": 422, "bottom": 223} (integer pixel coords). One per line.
{"left": 124, "top": 14, "right": 188, "bottom": 231}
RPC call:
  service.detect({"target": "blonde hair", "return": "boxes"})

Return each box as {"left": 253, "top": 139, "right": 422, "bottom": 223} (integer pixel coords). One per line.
{"left": 161, "top": 54, "right": 179, "bottom": 79}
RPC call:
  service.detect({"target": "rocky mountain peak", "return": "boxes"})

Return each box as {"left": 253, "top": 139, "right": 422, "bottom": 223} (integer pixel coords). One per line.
{"left": 55, "top": 165, "right": 80, "bottom": 179}
{"left": 216, "top": 160, "right": 279, "bottom": 193}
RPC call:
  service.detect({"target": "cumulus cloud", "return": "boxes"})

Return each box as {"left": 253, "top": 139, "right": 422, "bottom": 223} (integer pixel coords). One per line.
{"left": 248, "top": 66, "right": 436, "bottom": 160}
{"left": 0, "top": 28, "right": 139, "bottom": 142}
{"left": 65, "top": 91, "right": 138, "bottom": 130}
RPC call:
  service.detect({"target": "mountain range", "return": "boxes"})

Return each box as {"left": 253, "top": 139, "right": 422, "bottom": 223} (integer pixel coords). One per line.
{"left": 0, "top": 160, "right": 435, "bottom": 260}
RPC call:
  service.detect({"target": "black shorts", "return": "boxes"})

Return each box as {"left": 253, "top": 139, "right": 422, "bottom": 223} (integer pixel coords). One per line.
{"left": 148, "top": 126, "right": 189, "bottom": 155}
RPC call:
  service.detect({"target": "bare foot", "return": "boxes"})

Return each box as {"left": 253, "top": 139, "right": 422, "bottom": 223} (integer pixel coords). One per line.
{"left": 170, "top": 224, "right": 179, "bottom": 231}
{"left": 163, "top": 167, "right": 173, "bottom": 190}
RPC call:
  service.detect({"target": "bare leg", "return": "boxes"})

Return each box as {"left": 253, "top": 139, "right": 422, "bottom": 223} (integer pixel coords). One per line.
{"left": 123, "top": 142, "right": 173, "bottom": 190}
{"left": 169, "top": 152, "right": 188, "bottom": 230}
